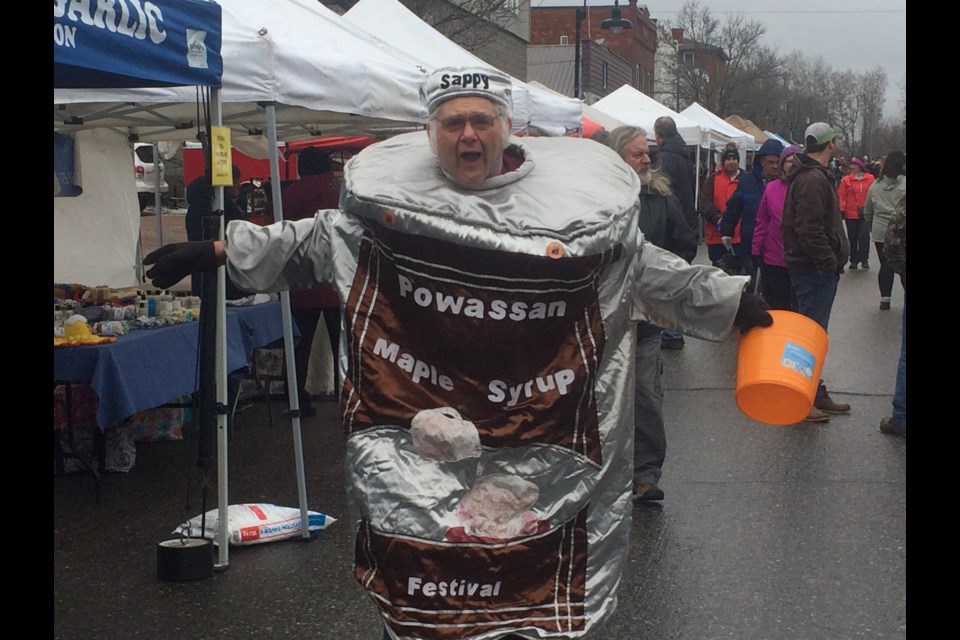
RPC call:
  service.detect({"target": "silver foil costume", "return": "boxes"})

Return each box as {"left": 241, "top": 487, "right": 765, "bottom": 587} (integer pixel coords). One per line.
{"left": 224, "top": 132, "right": 748, "bottom": 639}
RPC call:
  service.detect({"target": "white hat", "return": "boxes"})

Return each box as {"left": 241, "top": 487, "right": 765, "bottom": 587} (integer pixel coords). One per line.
{"left": 420, "top": 66, "right": 513, "bottom": 116}
{"left": 804, "top": 122, "right": 837, "bottom": 147}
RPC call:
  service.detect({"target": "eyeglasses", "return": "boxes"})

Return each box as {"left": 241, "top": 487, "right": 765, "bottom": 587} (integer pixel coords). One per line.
{"left": 437, "top": 113, "right": 498, "bottom": 133}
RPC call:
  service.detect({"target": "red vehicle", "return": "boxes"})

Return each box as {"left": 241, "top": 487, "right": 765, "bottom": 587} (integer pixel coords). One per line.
{"left": 183, "top": 136, "right": 377, "bottom": 197}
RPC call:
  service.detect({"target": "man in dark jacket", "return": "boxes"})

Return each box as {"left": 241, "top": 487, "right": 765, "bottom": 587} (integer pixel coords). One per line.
{"left": 607, "top": 125, "right": 697, "bottom": 501}
{"left": 720, "top": 138, "right": 784, "bottom": 288}
{"left": 184, "top": 164, "right": 247, "bottom": 299}
{"left": 653, "top": 116, "right": 698, "bottom": 234}
{"left": 781, "top": 123, "right": 851, "bottom": 423}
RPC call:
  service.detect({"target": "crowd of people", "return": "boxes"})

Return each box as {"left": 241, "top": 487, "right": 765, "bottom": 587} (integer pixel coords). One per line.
{"left": 147, "top": 66, "right": 904, "bottom": 639}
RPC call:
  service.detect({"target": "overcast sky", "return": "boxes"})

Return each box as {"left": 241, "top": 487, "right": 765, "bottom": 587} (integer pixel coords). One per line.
{"left": 531, "top": 0, "right": 906, "bottom": 118}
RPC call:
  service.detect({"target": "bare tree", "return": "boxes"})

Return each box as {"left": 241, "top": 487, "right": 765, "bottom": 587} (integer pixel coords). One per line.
{"left": 666, "top": 1, "right": 780, "bottom": 117}
{"left": 857, "top": 68, "right": 887, "bottom": 159}
{"left": 828, "top": 70, "right": 861, "bottom": 156}
{"left": 870, "top": 116, "right": 906, "bottom": 158}
{"left": 897, "top": 78, "right": 906, "bottom": 126}
{"left": 713, "top": 16, "right": 780, "bottom": 117}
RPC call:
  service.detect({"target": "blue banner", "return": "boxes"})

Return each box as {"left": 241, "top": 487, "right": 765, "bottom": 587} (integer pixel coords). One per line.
{"left": 53, "top": 0, "right": 222, "bottom": 89}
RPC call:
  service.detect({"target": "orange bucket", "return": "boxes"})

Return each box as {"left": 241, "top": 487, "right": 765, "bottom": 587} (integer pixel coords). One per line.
{"left": 735, "top": 310, "right": 829, "bottom": 425}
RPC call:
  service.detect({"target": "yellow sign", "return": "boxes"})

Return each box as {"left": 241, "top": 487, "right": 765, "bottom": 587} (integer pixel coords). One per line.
{"left": 210, "top": 126, "right": 233, "bottom": 186}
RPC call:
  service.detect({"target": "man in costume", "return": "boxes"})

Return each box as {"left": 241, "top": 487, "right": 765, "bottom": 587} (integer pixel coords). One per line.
{"left": 145, "top": 66, "right": 772, "bottom": 640}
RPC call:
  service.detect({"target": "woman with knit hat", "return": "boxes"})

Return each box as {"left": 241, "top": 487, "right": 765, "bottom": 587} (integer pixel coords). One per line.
{"left": 838, "top": 156, "right": 875, "bottom": 270}
{"left": 751, "top": 144, "right": 802, "bottom": 311}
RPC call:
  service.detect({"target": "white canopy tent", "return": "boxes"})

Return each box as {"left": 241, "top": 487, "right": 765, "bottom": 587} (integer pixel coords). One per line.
{"left": 54, "top": 0, "right": 434, "bottom": 568}
{"left": 592, "top": 85, "right": 712, "bottom": 219}
{"left": 581, "top": 101, "right": 628, "bottom": 132}
{"left": 342, "top": 0, "right": 583, "bottom": 135}
{"left": 524, "top": 80, "right": 628, "bottom": 135}
{"left": 54, "top": 0, "right": 428, "bottom": 143}
{"left": 680, "top": 103, "right": 755, "bottom": 150}
{"left": 591, "top": 85, "right": 707, "bottom": 146}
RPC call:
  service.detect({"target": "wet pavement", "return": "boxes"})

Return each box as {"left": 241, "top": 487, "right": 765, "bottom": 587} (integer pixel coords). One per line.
{"left": 53, "top": 245, "right": 906, "bottom": 640}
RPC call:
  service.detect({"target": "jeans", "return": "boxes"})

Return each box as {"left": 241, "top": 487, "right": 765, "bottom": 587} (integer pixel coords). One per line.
{"left": 790, "top": 272, "right": 840, "bottom": 401}
{"left": 790, "top": 272, "right": 839, "bottom": 332}
{"left": 633, "top": 330, "right": 666, "bottom": 485}
{"left": 891, "top": 297, "right": 906, "bottom": 427}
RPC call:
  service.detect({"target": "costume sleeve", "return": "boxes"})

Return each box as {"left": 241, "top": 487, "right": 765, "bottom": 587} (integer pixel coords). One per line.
{"left": 752, "top": 188, "right": 772, "bottom": 256}
{"left": 720, "top": 181, "right": 744, "bottom": 236}
{"left": 223, "top": 210, "right": 338, "bottom": 293}
{"left": 629, "top": 240, "right": 748, "bottom": 342}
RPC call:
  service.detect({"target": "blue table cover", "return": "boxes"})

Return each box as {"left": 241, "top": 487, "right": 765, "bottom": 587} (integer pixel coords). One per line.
{"left": 53, "top": 302, "right": 295, "bottom": 430}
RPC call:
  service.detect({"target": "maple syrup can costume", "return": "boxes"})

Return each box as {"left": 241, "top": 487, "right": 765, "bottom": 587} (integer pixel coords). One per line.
{"left": 222, "top": 72, "right": 747, "bottom": 640}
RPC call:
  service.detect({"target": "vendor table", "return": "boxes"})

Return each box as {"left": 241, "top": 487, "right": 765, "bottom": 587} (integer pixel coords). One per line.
{"left": 53, "top": 301, "right": 295, "bottom": 431}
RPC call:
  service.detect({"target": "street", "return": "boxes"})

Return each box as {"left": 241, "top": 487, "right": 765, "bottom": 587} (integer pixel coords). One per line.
{"left": 53, "top": 242, "right": 906, "bottom": 640}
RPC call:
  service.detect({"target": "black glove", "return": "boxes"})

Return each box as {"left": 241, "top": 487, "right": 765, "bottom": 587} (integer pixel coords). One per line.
{"left": 733, "top": 291, "right": 773, "bottom": 332}
{"left": 751, "top": 254, "right": 763, "bottom": 270}
{"left": 144, "top": 241, "right": 218, "bottom": 289}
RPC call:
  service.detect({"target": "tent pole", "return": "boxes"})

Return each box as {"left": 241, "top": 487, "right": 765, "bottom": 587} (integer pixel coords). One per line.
{"left": 212, "top": 88, "right": 230, "bottom": 568}
{"left": 153, "top": 142, "right": 164, "bottom": 247}
{"left": 695, "top": 137, "right": 703, "bottom": 245}
{"left": 265, "top": 103, "right": 311, "bottom": 538}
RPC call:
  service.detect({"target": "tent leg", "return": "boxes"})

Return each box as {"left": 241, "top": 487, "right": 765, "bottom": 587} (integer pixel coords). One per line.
{"left": 265, "top": 104, "right": 311, "bottom": 539}
{"left": 210, "top": 89, "right": 230, "bottom": 569}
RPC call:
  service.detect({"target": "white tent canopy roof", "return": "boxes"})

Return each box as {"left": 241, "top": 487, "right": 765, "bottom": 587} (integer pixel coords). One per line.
{"left": 680, "top": 102, "right": 755, "bottom": 150}
{"left": 53, "top": 0, "right": 428, "bottom": 142}
{"left": 342, "top": 0, "right": 582, "bottom": 135}
{"left": 591, "top": 85, "right": 707, "bottom": 146}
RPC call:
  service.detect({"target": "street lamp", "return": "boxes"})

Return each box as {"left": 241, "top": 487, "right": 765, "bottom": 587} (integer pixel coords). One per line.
{"left": 601, "top": 0, "right": 633, "bottom": 33}
{"left": 574, "top": 0, "right": 633, "bottom": 99}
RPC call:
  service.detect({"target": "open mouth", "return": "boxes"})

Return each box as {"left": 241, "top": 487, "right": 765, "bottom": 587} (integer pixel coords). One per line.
{"left": 460, "top": 152, "right": 482, "bottom": 162}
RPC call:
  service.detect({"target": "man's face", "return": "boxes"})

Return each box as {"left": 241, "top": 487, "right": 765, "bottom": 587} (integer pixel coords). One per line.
{"left": 621, "top": 134, "right": 651, "bottom": 178}
{"left": 760, "top": 155, "right": 781, "bottom": 179}
{"left": 722, "top": 155, "right": 739, "bottom": 174}
{"left": 428, "top": 96, "right": 508, "bottom": 186}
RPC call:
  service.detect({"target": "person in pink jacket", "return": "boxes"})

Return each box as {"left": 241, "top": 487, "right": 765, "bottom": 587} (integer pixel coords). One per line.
{"left": 837, "top": 157, "right": 876, "bottom": 270}
{"left": 751, "top": 144, "right": 801, "bottom": 310}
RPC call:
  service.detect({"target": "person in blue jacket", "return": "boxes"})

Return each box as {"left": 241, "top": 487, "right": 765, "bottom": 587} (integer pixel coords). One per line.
{"left": 720, "top": 138, "right": 784, "bottom": 289}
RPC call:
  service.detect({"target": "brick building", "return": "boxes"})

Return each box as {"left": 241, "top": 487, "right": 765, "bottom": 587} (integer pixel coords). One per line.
{"left": 530, "top": 1, "right": 658, "bottom": 100}
{"left": 653, "top": 26, "right": 729, "bottom": 113}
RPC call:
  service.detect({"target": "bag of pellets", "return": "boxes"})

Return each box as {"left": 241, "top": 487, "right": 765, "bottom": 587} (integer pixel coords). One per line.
{"left": 174, "top": 503, "right": 336, "bottom": 546}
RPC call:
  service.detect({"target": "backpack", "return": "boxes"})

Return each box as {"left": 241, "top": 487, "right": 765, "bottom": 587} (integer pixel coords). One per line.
{"left": 883, "top": 195, "right": 906, "bottom": 278}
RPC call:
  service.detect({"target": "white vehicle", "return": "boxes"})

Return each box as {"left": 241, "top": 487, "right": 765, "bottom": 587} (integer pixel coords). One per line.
{"left": 134, "top": 142, "right": 168, "bottom": 211}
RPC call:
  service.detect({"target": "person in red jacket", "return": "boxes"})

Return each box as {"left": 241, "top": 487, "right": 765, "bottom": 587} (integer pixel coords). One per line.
{"left": 699, "top": 146, "right": 742, "bottom": 269}
{"left": 280, "top": 146, "right": 342, "bottom": 416}
{"left": 837, "top": 157, "right": 875, "bottom": 270}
